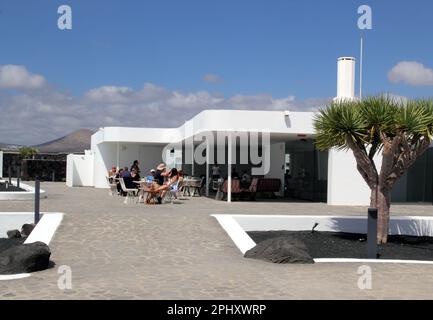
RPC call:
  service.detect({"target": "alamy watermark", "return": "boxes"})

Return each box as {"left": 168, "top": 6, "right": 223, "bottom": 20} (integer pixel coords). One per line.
{"left": 57, "top": 265, "right": 72, "bottom": 290}
{"left": 357, "top": 265, "right": 372, "bottom": 290}
{"left": 358, "top": 5, "right": 373, "bottom": 30}
{"left": 161, "top": 121, "right": 272, "bottom": 175}
{"left": 58, "top": 5, "right": 72, "bottom": 30}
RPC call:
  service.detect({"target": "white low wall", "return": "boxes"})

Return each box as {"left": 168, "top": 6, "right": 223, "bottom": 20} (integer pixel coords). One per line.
{"left": 0, "top": 213, "right": 34, "bottom": 238}
{"left": 0, "top": 212, "right": 63, "bottom": 280}
{"left": 0, "top": 181, "right": 46, "bottom": 201}
{"left": 213, "top": 214, "right": 433, "bottom": 263}
{"left": 25, "top": 213, "right": 63, "bottom": 245}
{"left": 66, "top": 151, "right": 94, "bottom": 187}
{"left": 231, "top": 214, "right": 433, "bottom": 237}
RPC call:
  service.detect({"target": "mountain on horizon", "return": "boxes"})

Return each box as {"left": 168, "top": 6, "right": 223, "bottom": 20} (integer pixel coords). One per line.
{"left": 32, "top": 129, "right": 94, "bottom": 154}
{"left": 0, "top": 142, "right": 23, "bottom": 150}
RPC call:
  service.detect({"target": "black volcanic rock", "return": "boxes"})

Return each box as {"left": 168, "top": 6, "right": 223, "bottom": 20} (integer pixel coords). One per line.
{"left": 6, "top": 230, "right": 22, "bottom": 239}
{"left": 0, "top": 242, "right": 51, "bottom": 274}
{"left": 245, "top": 236, "right": 314, "bottom": 264}
{"left": 21, "top": 224, "right": 35, "bottom": 237}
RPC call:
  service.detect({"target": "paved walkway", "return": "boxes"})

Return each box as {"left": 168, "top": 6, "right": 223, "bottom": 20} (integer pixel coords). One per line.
{"left": 1, "top": 182, "right": 433, "bottom": 299}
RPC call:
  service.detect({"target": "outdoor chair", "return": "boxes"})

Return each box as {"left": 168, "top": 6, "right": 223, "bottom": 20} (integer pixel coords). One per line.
{"left": 190, "top": 178, "right": 202, "bottom": 196}
{"left": 211, "top": 178, "right": 220, "bottom": 191}
{"left": 180, "top": 177, "right": 202, "bottom": 197}
{"left": 221, "top": 178, "right": 242, "bottom": 200}
{"left": 137, "top": 177, "right": 155, "bottom": 203}
{"left": 119, "top": 178, "right": 138, "bottom": 204}
{"left": 106, "top": 176, "right": 119, "bottom": 196}
{"left": 164, "top": 181, "right": 181, "bottom": 204}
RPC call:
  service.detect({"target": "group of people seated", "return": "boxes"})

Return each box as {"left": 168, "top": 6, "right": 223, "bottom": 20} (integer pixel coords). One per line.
{"left": 211, "top": 163, "right": 252, "bottom": 189}
{"left": 108, "top": 161, "right": 183, "bottom": 204}
{"left": 108, "top": 160, "right": 255, "bottom": 203}
{"left": 108, "top": 160, "right": 141, "bottom": 194}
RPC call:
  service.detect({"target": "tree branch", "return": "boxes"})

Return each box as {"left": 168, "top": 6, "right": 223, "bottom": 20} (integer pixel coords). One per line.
{"left": 345, "top": 134, "right": 378, "bottom": 189}
{"left": 385, "top": 135, "right": 431, "bottom": 188}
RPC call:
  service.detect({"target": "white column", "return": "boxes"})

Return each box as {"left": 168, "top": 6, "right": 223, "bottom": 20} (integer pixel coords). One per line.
{"left": 116, "top": 142, "right": 120, "bottom": 169}
{"left": 191, "top": 142, "right": 195, "bottom": 177}
{"left": 227, "top": 133, "right": 232, "bottom": 203}
{"left": 206, "top": 139, "right": 210, "bottom": 197}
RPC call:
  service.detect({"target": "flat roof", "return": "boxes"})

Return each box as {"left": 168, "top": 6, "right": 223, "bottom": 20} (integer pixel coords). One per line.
{"left": 92, "top": 109, "right": 317, "bottom": 145}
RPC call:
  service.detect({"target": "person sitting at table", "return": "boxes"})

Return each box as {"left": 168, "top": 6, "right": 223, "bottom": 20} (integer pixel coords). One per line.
{"left": 107, "top": 166, "right": 117, "bottom": 183}
{"left": 155, "top": 168, "right": 180, "bottom": 204}
{"left": 141, "top": 164, "right": 169, "bottom": 204}
{"left": 232, "top": 167, "right": 240, "bottom": 179}
{"left": 146, "top": 169, "right": 155, "bottom": 184}
{"left": 131, "top": 168, "right": 141, "bottom": 188}
{"left": 154, "top": 163, "right": 169, "bottom": 186}
{"left": 115, "top": 168, "right": 124, "bottom": 193}
{"left": 130, "top": 160, "right": 140, "bottom": 175}
{"left": 241, "top": 170, "right": 251, "bottom": 188}
{"left": 178, "top": 170, "right": 184, "bottom": 182}
{"left": 120, "top": 166, "right": 131, "bottom": 178}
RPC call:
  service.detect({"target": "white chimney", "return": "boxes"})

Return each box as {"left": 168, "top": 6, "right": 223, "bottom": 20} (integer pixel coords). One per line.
{"left": 335, "top": 57, "right": 356, "bottom": 101}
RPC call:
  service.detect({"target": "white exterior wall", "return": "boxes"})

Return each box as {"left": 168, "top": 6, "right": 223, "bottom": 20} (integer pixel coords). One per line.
{"left": 68, "top": 108, "right": 387, "bottom": 207}
{"left": 75, "top": 110, "right": 317, "bottom": 189}
{"left": 327, "top": 148, "right": 382, "bottom": 206}
{"left": 66, "top": 151, "right": 94, "bottom": 187}
{"left": 92, "top": 142, "right": 164, "bottom": 188}
{"left": 118, "top": 144, "right": 164, "bottom": 176}
{"left": 93, "top": 142, "right": 117, "bottom": 188}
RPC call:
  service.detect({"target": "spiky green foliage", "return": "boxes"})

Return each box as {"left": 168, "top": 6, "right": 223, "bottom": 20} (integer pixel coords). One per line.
{"left": 18, "top": 147, "right": 38, "bottom": 159}
{"left": 314, "top": 96, "right": 433, "bottom": 157}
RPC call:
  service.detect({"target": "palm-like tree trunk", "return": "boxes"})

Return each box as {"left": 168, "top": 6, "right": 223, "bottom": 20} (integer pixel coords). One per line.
{"left": 370, "top": 186, "right": 391, "bottom": 244}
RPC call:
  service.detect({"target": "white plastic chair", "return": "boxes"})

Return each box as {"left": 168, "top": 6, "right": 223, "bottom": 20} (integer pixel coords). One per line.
{"left": 106, "top": 176, "right": 119, "bottom": 196}
{"left": 164, "top": 181, "right": 180, "bottom": 204}
{"left": 119, "top": 178, "right": 138, "bottom": 204}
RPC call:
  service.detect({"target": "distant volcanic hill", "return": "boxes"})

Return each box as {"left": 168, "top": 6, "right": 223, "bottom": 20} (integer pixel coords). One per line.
{"left": 32, "top": 129, "right": 94, "bottom": 154}
{"left": 0, "top": 143, "right": 22, "bottom": 151}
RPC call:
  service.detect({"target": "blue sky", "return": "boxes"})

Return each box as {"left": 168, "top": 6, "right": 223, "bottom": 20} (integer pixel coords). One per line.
{"left": 0, "top": 0, "right": 432, "bottom": 144}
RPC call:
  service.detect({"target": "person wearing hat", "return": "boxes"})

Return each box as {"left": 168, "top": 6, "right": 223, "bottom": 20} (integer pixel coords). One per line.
{"left": 145, "top": 169, "right": 156, "bottom": 184}
{"left": 153, "top": 163, "right": 171, "bottom": 203}
{"left": 154, "top": 163, "right": 167, "bottom": 186}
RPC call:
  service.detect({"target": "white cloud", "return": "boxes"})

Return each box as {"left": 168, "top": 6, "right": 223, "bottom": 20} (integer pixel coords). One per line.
{"left": 388, "top": 61, "right": 433, "bottom": 86}
{"left": 0, "top": 65, "right": 329, "bottom": 145}
{"left": 203, "top": 73, "right": 223, "bottom": 83}
{"left": 85, "top": 86, "right": 133, "bottom": 103}
{"left": 0, "top": 65, "right": 46, "bottom": 89}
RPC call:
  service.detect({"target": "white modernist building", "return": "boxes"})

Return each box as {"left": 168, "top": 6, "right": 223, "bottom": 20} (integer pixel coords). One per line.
{"left": 66, "top": 57, "right": 432, "bottom": 205}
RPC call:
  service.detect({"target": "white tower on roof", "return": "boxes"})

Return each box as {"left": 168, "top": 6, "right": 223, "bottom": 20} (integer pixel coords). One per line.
{"left": 335, "top": 57, "right": 356, "bottom": 101}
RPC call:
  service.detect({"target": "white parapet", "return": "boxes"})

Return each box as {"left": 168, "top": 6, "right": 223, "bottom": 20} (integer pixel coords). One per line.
{"left": 66, "top": 150, "right": 94, "bottom": 187}
{"left": 25, "top": 213, "right": 64, "bottom": 245}
{"left": 0, "top": 181, "right": 46, "bottom": 201}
